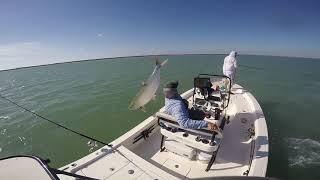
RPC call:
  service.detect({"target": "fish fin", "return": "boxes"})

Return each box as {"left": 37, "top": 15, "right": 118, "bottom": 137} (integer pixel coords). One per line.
{"left": 141, "top": 81, "right": 147, "bottom": 86}
{"left": 140, "top": 106, "right": 147, "bottom": 112}
{"left": 128, "top": 103, "right": 135, "bottom": 110}
{"left": 152, "top": 95, "right": 156, "bottom": 101}
{"left": 155, "top": 57, "right": 160, "bottom": 66}
{"left": 160, "top": 59, "right": 168, "bottom": 66}
{"left": 155, "top": 58, "right": 168, "bottom": 67}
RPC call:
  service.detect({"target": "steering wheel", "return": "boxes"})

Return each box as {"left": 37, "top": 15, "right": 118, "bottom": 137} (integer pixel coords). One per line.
{"left": 195, "top": 99, "right": 213, "bottom": 113}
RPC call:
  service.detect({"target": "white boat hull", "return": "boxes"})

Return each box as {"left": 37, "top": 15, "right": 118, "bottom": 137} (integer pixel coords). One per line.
{"left": 59, "top": 84, "right": 268, "bottom": 179}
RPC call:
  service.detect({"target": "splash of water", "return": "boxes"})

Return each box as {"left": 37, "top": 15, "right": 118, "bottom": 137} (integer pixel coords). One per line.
{"left": 0, "top": 128, "right": 7, "bottom": 135}
{"left": 0, "top": 116, "right": 10, "bottom": 120}
{"left": 286, "top": 138, "right": 320, "bottom": 167}
{"left": 87, "top": 140, "right": 98, "bottom": 152}
{"left": 18, "top": 136, "right": 27, "bottom": 146}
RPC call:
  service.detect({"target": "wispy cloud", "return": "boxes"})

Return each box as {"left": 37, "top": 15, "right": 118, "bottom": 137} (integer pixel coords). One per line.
{"left": 0, "top": 41, "right": 75, "bottom": 70}
{"left": 0, "top": 41, "right": 42, "bottom": 57}
{"left": 1, "top": 40, "right": 317, "bottom": 71}
{"left": 0, "top": 41, "right": 124, "bottom": 70}
{"left": 97, "top": 33, "right": 103, "bottom": 37}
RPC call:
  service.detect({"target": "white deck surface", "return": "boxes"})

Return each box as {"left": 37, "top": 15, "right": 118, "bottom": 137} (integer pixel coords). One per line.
{"left": 132, "top": 85, "right": 259, "bottom": 179}
{"left": 59, "top": 84, "right": 268, "bottom": 180}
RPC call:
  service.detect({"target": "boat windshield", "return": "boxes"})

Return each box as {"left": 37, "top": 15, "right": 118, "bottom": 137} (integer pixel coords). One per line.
{"left": 193, "top": 74, "right": 232, "bottom": 109}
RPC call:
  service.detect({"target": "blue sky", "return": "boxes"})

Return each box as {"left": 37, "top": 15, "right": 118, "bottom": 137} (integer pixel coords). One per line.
{"left": 0, "top": 0, "right": 319, "bottom": 70}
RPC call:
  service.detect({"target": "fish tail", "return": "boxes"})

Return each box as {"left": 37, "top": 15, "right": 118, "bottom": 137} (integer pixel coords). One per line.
{"left": 156, "top": 58, "right": 168, "bottom": 67}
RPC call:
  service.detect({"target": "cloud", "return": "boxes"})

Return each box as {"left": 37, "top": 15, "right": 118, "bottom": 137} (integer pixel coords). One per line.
{"left": 0, "top": 40, "right": 318, "bottom": 71}
{"left": 97, "top": 33, "right": 103, "bottom": 37}
{"left": 0, "top": 41, "right": 121, "bottom": 70}
{"left": 0, "top": 41, "right": 42, "bottom": 57}
{"left": 0, "top": 41, "right": 76, "bottom": 70}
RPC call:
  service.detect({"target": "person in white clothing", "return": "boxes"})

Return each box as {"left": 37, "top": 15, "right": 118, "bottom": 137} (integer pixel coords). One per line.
{"left": 223, "top": 51, "right": 238, "bottom": 86}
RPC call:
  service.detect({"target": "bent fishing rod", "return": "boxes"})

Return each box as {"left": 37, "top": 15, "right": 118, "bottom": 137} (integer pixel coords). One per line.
{"left": 0, "top": 94, "right": 112, "bottom": 147}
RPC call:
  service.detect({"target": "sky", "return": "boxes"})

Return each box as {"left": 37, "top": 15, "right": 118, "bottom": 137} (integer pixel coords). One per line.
{"left": 0, "top": 0, "right": 319, "bottom": 70}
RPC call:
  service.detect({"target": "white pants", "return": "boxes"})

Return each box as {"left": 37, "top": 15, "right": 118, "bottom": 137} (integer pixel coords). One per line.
{"left": 223, "top": 70, "right": 235, "bottom": 86}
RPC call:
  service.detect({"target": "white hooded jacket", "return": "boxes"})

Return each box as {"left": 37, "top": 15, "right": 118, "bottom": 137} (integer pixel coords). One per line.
{"left": 223, "top": 51, "right": 238, "bottom": 73}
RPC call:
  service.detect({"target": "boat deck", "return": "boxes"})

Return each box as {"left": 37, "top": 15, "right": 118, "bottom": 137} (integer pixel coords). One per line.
{"left": 58, "top": 85, "right": 268, "bottom": 180}
{"left": 132, "top": 87, "right": 256, "bottom": 179}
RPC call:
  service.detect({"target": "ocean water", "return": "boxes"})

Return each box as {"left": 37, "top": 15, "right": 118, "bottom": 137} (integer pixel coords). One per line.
{"left": 0, "top": 54, "right": 320, "bottom": 179}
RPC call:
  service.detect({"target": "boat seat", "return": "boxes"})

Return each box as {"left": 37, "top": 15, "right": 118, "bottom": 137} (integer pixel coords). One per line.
{"left": 155, "top": 112, "right": 219, "bottom": 153}
{"left": 156, "top": 112, "right": 213, "bottom": 136}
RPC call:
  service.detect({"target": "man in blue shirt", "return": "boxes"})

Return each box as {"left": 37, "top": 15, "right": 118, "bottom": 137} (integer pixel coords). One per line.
{"left": 163, "top": 81, "right": 217, "bottom": 130}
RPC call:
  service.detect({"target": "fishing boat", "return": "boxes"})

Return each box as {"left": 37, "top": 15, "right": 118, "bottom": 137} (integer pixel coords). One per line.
{"left": 0, "top": 74, "right": 268, "bottom": 180}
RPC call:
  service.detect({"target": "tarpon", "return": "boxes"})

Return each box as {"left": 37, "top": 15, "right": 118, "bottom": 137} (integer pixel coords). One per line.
{"left": 129, "top": 58, "right": 168, "bottom": 111}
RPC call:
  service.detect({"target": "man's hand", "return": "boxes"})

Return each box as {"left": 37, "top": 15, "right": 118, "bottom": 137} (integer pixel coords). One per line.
{"left": 204, "top": 112, "right": 211, "bottom": 118}
{"left": 208, "top": 122, "right": 218, "bottom": 131}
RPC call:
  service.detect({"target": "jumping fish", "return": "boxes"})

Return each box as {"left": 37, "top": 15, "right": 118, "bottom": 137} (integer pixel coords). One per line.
{"left": 129, "top": 58, "right": 168, "bottom": 111}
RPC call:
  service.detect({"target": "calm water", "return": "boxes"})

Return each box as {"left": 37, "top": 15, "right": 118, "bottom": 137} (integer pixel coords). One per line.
{"left": 0, "top": 54, "right": 320, "bottom": 179}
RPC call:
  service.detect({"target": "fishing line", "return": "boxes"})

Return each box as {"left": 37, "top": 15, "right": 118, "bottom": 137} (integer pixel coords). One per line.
{"left": 239, "top": 64, "right": 267, "bottom": 71}
{"left": 0, "top": 94, "right": 111, "bottom": 147}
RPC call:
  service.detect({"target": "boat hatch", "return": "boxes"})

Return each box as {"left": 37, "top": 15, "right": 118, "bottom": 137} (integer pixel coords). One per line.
{"left": 0, "top": 155, "right": 98, "bottom": 180}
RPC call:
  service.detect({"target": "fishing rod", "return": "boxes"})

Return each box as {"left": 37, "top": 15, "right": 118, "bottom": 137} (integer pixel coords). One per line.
{"left": 0, "top": 94, "right": 112, "bottom": 147}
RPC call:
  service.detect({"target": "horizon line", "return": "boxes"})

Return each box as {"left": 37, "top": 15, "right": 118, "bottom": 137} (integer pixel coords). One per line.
{"left": 0, "top": 53, "right": 319, "bottom": 73}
